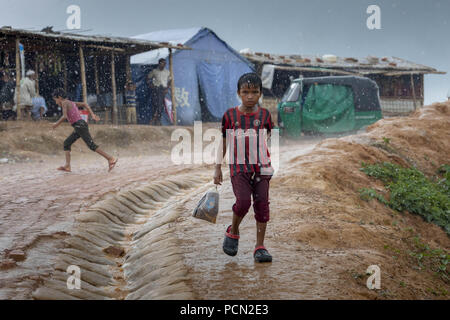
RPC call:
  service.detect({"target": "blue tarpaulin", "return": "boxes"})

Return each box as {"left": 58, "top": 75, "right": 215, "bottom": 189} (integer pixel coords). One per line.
{"left": 131, "top": 27, "right": 254, "bottom": 125}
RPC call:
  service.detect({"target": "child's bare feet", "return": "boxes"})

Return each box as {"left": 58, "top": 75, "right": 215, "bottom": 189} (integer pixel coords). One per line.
{"left": 108, "top": 158, "right": 118, "bottom": 172}
{"left": 57, "top": 165, "right": 71, "bottom": 172}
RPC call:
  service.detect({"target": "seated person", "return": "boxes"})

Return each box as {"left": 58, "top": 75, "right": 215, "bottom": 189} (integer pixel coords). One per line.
{"left": 31, "top": 95, "right": 48, "bottom": 121}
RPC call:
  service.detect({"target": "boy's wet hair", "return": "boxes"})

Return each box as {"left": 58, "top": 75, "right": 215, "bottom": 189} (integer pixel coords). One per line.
{"left": 52, "top": 88, "right": 67, "bottom": 99}
{"left": 237, "top": 72, "right": 262, "bottom": 92}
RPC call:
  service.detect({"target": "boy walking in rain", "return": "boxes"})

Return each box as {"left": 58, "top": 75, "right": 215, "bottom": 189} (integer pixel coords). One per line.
{"left": 51, "top": 88, "right": 118, "bottom": 172}
{"left": 214, "top": 73, "right": 274, "bottom": 263}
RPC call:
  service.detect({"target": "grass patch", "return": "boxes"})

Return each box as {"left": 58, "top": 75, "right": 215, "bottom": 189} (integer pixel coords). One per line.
{"left": 408, "top": 236, "right": 449, "bottom": 282}
{"left": 383, "top": 236, "right": 449, "bottom": 287}
{"left": 359, "top": 162, "right": 450, "bottom": 235}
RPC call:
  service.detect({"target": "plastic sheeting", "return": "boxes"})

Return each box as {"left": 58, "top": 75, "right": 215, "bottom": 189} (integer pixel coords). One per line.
{"left": 302, "top": 84, "right": 356, "bottom": 133}
{"left": 131, "top": 28, "right": 254, "bottom": 125}
{"left": 261, "top": 64, "right": 275, "bottom": 89}
{"left": 197, "top": 61, "right": 247, "bottom": 119}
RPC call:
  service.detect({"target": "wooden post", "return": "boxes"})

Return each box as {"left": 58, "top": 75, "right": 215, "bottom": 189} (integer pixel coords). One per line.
{"left": 34, "top": 57, "right": 39, "bottom": 94}
{"left": 169, "top": 48, "right": 176, "bottom": 125}
{"left": 111, "top": 51, "right": 118, "bottom": 125}
{"left": 15, "top": 38, "right": 21, "bottom": 120}
{"left": 63, "top": 57, "right": 68, "bottom": 93}
{"left": 125, "top": 55, "right": 131, "bottom": 83}
{"left": 421, "top": 74, "right": 424, "bottom": 107}
{"left": 94, "top": 57, "right": 100, "bottom": 95}
{"left": 93, "top": 56, "right": 103, "bottom": 123}
{"left": 410, "top": 73, "right": 417, "bottom": 110}
{"left": 79, "top": 45, "right": 87, "bottom": 103}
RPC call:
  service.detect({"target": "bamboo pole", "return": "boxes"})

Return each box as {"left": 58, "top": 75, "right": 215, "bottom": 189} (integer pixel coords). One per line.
{"left": 421, "top": 74, "right": 424, "bottom": 106}
{"left": 125, "top": 55, "right": 131, "bottom": 83}
{"left": 63, "top": 57, "right": 67, "bottom": 93}
{"left": 34, "top": 57, "right": 39, "bottom": 94}
{"left": 273, "top": 65, "right": 360, "bottom": 76}
{"left": 410, "top": 73, "right": 417, "bottom": 110}
{"left": 85, "top": 44, "right": 125, "bottom": 52}
{"left": 79, "top": 45, "right": 87, "bottom": 103}
{"left": 384, "top": 70, "right": 446, "bottom": 76}
{"left": 169, "top": 48, "right": 176, "bottom": 125}
{"left": 15, "top": 38, "right": 21, "bottom": 120}
{"left": 94, "top": 57, "right": 100, "bottom": 95}
{"left": 111, "top": 51, "right": 118, "bottom": 125}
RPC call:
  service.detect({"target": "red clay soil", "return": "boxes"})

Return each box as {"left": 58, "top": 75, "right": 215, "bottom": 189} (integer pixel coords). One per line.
{"left": 179, "top": 102, "right": 449, "bottom": 300}
{"left": 0, "top": 103, "right": 448, "bottom": 300}
{"left": 274, "top": 101, "right": 450, "bottom": 299}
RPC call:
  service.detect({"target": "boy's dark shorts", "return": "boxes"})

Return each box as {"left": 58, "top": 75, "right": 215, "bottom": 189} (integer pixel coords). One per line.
{"left": 64, "top": 120, "right": 98, "bottom": 152}
{"left": 230, "top": 172, "right": 271, "bottom": 223}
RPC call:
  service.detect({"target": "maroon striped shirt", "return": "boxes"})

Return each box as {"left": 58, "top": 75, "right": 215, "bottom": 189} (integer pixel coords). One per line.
{"left": 221, "top": 106, "right": 274, "bottom": 177}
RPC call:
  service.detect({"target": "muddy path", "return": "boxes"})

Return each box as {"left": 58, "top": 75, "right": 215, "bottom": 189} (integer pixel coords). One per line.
{"left": 1, "top": 103, "right": 448, "bottom": 300}
{"left": 0, "top": 150, "right": 204, "bottom": 299}
{"left": 0, "top": 137, "right": 324, "bottom": 299}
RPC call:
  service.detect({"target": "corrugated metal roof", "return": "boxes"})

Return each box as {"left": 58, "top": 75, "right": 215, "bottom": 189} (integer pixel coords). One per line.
{"left": 241, "top": 50, "right": 445, "bottom": 75}
{"left": 0, "top": 26, "right": 190, "bottom": 53}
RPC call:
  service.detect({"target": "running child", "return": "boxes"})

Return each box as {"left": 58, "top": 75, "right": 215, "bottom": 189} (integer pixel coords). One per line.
{"left": 214, "top": 73, "right": 274, "bottom": 263}
{"left": 51, "top": 88, "right": 118, "bottom": 172}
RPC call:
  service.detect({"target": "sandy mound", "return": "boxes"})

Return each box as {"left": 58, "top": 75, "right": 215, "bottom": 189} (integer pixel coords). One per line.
{"left": 0, "top": 122, "right": 218, "bottom": 162}
{"left": 272, "top": 101, "right": 449, "bottom": 299}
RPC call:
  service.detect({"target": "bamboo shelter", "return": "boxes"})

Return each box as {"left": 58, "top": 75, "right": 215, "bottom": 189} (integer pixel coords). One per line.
{"left": 242, "top": 50, "right": 446, "bottom": 116}
{"left": 0, "top": 26, "right": 189, "bottom": 124}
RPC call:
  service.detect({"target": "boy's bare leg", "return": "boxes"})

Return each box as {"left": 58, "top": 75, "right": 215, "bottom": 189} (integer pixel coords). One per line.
{"left": 231, "top": 213, "right": 244, "bottom": 235}
{"left": 64, "top": 151, "right": 71, "bottom": 169}
{"left": 256, "top": 222, "right": 267, "bottom": 248}
{"left": 95, "top": 147, "right": 115, "bottom": 163}
{"left": 58, "top": 151, "right": 71, "bottom": 171}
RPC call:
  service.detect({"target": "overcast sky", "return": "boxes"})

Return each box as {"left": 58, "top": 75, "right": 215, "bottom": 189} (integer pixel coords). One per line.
{"left": 1, "top": 0, "right": 448, "bottom": 104}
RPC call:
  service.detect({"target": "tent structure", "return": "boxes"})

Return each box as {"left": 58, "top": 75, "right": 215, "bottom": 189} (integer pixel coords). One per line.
{"left": 131, "top": 27, "right": 254, "bottom": 125}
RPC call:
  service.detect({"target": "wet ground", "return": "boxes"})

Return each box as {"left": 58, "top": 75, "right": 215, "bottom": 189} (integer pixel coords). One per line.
{"left": 0, "top": 150, "right": 202, "bottom": 299}
{"left": 0, "top": 137, "right": 330, "bottom": 299}
{"left": 1, "top": 104, "right": 449, "bottom": 300}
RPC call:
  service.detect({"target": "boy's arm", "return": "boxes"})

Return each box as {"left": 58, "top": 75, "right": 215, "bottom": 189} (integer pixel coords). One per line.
{"left": 215, "top": 137, "right": 227, "bottom": 167}
{"left": 74, "top": 101, "right": 100, "bottom": 121}
{"left": 214, "top": 112, "right": 231, "bottom": 184}
{"left": 52, "top": 101, "right": 69, "bottom": 129}
{"left": 267, "top": 111, "right": 274, "bottom": 139}
{"left": 214, "top": 137, "right": 227, "bottom": 185}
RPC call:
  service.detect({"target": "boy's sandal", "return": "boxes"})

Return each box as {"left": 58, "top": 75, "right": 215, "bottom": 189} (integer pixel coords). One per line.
{"left": 223, "top": 225, "right": 239, "bottom": 257}
{"left": 57, "top": 166, "right": 71, "bottom": 172}
{"left": 254, "top": 246, "right": 272, "bottom": 263}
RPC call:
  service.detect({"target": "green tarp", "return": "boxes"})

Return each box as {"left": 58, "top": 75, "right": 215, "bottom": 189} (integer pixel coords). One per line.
{"left": 302, "top": 84, "right": 356, "bottom": 133}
